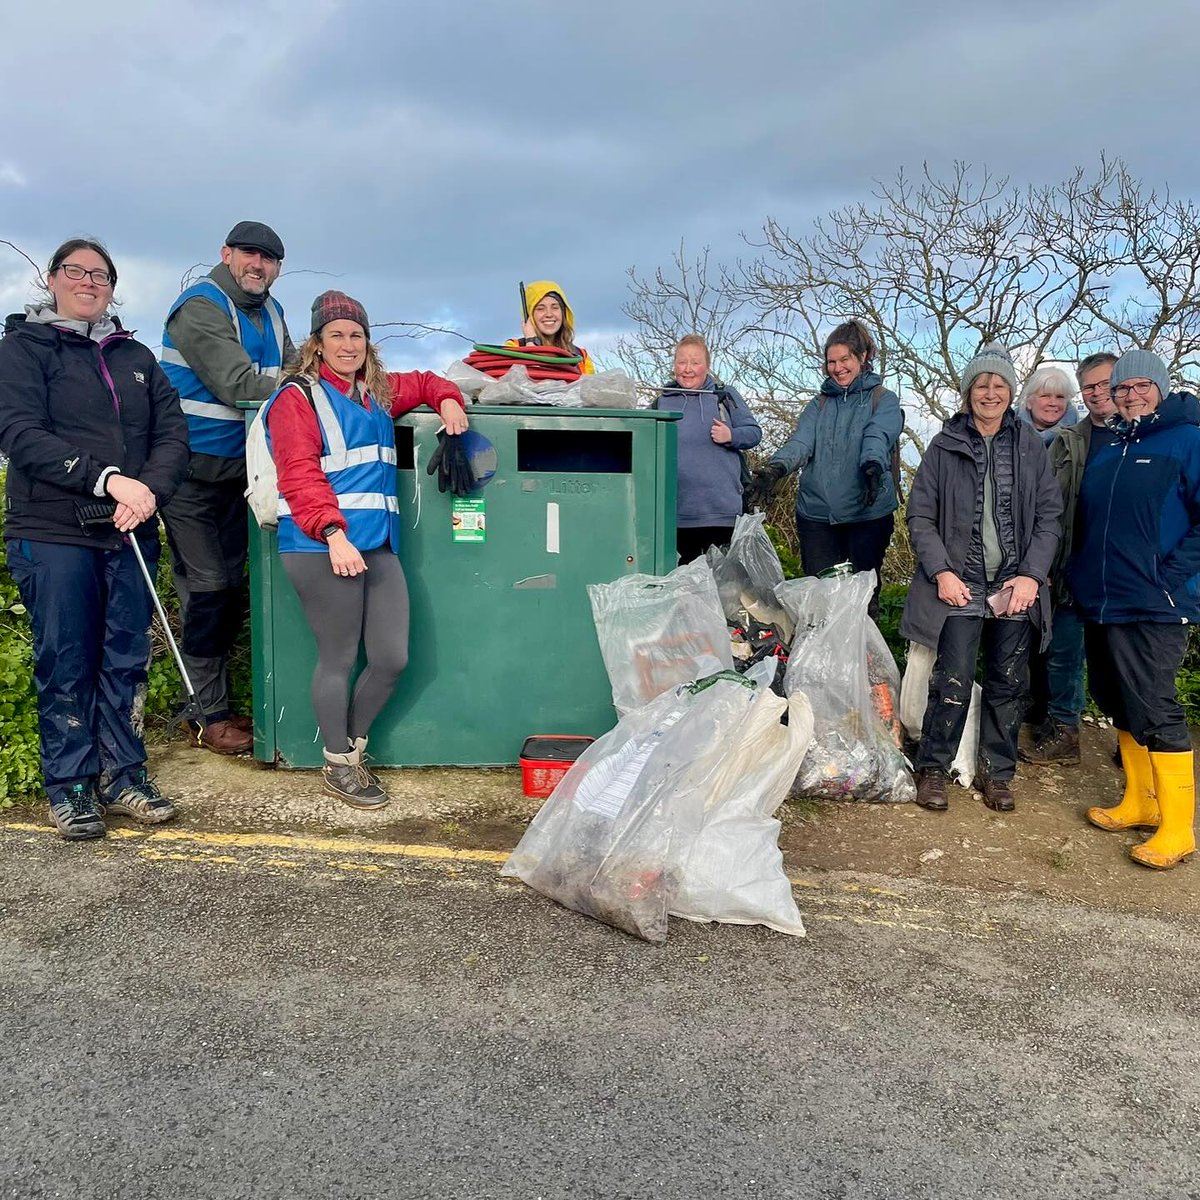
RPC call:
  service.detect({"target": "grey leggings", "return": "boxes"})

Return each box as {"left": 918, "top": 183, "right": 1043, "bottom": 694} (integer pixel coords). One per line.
{"left": 281, "top": 548, "right": 410, "bottom": 752}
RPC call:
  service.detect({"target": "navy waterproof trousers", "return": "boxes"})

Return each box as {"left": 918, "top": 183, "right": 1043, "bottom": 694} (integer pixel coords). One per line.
{"left": 6, "top": 537, "right": 156, "bottom": 804}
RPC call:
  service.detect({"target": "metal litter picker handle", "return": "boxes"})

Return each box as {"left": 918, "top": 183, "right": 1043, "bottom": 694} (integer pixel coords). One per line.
{"left": 126, "top": 534, "right": 207, "bottom": 732}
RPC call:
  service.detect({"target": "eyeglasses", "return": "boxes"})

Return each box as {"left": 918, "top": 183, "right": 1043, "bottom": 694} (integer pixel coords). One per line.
{"left": 57, "top": 263, "right": 114, "bottom": 286}
{"left": 1112, "top": 380, "right": 1156, "bottom": 400}
{"left": 1080, "top": 381, "right": 1111, "bottom": 396}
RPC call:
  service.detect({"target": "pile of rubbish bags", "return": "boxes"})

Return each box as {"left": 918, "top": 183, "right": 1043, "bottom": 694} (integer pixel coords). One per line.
{"left": 446, "top": 357, "right": 637, "bottom": 410}
{"left": 503, "top": 513, "right": 915, "bottom": 943}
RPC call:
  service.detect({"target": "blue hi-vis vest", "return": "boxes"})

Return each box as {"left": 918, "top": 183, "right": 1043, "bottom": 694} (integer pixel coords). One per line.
{"left": 262, "top": 376, "right": 400, "bottom": 555}
{"left": 161, "top": 279, "right": 286, "bottom": 458}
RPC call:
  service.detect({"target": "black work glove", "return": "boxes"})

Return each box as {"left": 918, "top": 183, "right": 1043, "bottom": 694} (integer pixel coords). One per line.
{"left": 860, "top": 461, "right": 883, "bottom": 508}
{"left": 426, "top": 431, "right": 475, "bottom": 497}
{"left": 745, "top": 462, "right": 787, "bottom": 512}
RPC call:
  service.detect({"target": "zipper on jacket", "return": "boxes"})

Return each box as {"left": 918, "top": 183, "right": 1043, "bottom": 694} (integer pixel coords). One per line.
{"left": 1098, "top": 440, "right": 1130, "bottom": 623}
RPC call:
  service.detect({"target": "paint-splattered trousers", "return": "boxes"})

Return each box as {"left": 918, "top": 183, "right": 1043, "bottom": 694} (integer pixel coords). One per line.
{"left": 915, "top": 612, "right": 1032, "bottom": 782}
{"left": 6, "top": 536, "right": 156, "bottom": 804}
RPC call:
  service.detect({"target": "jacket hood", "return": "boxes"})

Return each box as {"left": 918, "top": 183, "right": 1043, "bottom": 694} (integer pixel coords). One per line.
{"left": 4, "top": 310, "right": 126, "bottom": 342}
{"left": 819, "top": 368, "right": 882, "bottom": 398}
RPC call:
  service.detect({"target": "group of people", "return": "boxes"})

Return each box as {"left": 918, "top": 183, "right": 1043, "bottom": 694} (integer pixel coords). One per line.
{"left": 1, "top": 229, "right": 1196, "bottom": 871}
{"left": 0, "top": 224, "right": 483, "bottom": 839}
{"left": 650, "top": 326, "right": 1199, "bottom": 873}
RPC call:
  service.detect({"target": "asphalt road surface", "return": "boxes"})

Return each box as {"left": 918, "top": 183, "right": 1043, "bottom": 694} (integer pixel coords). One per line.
{"left": 2, "top": 821, "right": 1198, "bottom": 1200}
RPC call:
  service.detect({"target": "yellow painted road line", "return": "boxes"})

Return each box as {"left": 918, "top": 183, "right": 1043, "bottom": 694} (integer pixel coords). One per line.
{"left": 0, "top": 818, "right": 1007, "bottom": 938}
{"left": 1, "top": 821, "right": 509, "bottom": 865}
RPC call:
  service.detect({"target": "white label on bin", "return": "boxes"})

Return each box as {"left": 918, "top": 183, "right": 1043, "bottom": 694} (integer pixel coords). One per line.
{"left": 546, "top": 502, "right": 560, "bottom": 554}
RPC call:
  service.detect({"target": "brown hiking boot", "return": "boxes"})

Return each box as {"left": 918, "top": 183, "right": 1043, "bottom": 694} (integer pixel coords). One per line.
{"left": 229, "top": 714, "right": 254, "bottom": 735}
{"left": 915, "top": 769, "right": 950, "bottom": 811}
{"left": 975, "top": 776, "right": 1015, "bottom": 812}
{"left": 1020, "top": 721, "right": 1081, "bottom": 766}
{"left": 184, "top": 718, "right": 253, "bottom": 756}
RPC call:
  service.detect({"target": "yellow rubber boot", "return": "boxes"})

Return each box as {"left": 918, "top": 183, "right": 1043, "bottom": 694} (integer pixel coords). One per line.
{"left": 1087, "top": 730, "right": 1159, "bottom": 832}
{"left": 1131, "top": 752, "right": 1197, "bottom": 870}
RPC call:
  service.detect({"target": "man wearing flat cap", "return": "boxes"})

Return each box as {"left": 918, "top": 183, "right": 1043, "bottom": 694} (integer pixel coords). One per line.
{"left": 160, "top": 222, "right": 295, "bottom": 753}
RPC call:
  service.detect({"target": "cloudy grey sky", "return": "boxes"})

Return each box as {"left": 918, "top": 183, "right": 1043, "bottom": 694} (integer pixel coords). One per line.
{"left": 2, "top": 0, "right": 1198, "bottom": 376}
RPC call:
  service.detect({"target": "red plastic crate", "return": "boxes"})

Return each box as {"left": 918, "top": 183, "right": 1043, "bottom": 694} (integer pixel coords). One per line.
{"left": 519, "top": 735, "right": 595, "bottom": 799}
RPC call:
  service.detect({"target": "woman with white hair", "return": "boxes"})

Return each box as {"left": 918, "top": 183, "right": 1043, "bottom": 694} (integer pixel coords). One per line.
{"left": 1018, "top": 365, "right": 1080, "bottom": 446}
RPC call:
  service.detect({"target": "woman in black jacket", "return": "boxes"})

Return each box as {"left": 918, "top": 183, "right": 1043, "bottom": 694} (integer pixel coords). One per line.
{"left": 0, "top": 238, "right": 190, "bottom": 840}
{"left": 900, "top": 344, "right": 1062, "bottom": 813}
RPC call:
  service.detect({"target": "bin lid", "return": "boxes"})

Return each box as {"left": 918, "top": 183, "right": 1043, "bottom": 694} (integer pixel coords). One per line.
{"left": 520, "top": 735, "right": 595, "bottom": 762}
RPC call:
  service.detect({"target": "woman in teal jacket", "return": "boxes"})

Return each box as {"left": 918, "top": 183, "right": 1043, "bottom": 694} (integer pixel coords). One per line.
{"left": 747, "top": 320, "right": 903, "bottom": 617}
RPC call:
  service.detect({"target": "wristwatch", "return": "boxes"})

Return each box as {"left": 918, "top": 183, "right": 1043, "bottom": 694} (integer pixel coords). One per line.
{"left": 321, "top": 523, "right": 342, "bottom": 541}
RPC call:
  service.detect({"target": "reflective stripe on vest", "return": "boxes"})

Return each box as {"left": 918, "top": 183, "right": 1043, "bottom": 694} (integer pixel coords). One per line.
{"left": 161, "top": 280, "right": 286, "bottom": 457}
{"left": 263, "top": 376, "right": 400, "bottom": 555}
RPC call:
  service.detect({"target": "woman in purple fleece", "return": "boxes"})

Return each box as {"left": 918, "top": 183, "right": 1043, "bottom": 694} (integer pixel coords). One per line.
{"left": 652, "top": 335, "right": 762, "bottom": 564}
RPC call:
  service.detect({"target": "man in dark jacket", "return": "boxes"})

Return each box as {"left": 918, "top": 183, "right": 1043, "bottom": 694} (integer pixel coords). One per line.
{"left": 901, "top": 343, "right": 1062, "bottom": 813}
{"left": 1070, "top": 349, "right": 1200, "bottom": 870}
{"left": 159, "top": 221, "right": 295, "bottom": 754}
{"left": 1022, "top": 352, "right": 1120, "bottom": 765}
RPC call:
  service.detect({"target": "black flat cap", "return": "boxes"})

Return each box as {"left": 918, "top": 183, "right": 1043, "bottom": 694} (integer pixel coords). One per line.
{"left": 224, "top": 221, "right": 285, "bottom": 260}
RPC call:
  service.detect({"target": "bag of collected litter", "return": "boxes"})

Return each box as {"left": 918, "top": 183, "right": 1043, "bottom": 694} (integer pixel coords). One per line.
{"left": 669, "top": 662, "right": 814, "bottom": 937}
{"left": 588, "top": 558, "right": 732, "bottom": 717}
{"left": 898, "top": 641, "right": 982, "bottom": 788}
{"left": 478, "top": 364, "right": 574, "bottom": 406}
{"left": 501, "top": 668, "right": 769, "bottom": 942}
{"left": 444, "top": 358, "right": 494, "bottom": 401}
{"left": 779, "top": 570, "right": 915, "bottom": 803}
{"left": 707, "top": 513, "right": 794, "bottom": 642}
{"left": 578, "top": 370, "right": 637, "bottom": 409}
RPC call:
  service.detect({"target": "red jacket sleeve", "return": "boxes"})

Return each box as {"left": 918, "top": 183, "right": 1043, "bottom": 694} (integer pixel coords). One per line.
{"left": 386, "top": 371, "right": 464, "bottom": 419}
{"left": 265, "top": 385, "right": 346, "bottom": 543}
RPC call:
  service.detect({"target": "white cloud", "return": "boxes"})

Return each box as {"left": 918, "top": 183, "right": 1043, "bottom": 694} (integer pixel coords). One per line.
{"left": 0, "top": 162, "right": 26, "bottom": 188}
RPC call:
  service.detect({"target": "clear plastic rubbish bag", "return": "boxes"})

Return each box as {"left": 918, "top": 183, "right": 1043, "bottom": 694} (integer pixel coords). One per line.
{"left": 669, "top": 665, "right": 814, "bottom": 937}
{"left": 898, "top": 640, "right": 982, "bottom": 788}
{"left": 706, "top": 513, "right": 794, "bottom": 642}
{"left": 578, "top": 369, "right": 637, "bottom": 409}
{"left": 779, "top": 570, "right": 914, "bottom": 803}
{"left": 444, "top": 358, "right": 494, "bottom": 401}
{"left": 588, "top": 558, "right": 733, "bottom": 717}
{"left": 501, "top": 667, "right": 768, "bottom": 942}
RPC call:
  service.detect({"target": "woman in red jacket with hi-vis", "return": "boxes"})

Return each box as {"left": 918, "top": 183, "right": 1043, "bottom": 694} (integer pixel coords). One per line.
{"left": 262, "top": 291, "right": 468, "bottom": 809}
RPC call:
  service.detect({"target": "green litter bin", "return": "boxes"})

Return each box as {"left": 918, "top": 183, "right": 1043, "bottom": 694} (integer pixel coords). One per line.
{"left": 247, "top": 405, "right": 680, "bottom": 766}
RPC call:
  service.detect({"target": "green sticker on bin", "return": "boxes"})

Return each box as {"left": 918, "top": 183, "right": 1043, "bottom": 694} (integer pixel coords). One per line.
{"left": 452, "top": 497, "right": 486, "bottom": 543}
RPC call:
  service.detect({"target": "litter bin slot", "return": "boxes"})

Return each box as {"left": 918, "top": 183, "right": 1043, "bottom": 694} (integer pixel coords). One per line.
{"left": 517, "top": 429, "right": 632, "bottom": 474}
{"left": 394, "top": 425, "right": 415, "bottom": 470}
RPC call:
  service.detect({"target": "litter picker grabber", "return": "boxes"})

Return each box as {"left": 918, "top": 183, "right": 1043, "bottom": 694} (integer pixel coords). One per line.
{"left": 519, "top": 280, "right": 529, "bottom": 325}
{"left": 74, "top": 501, "right": 207, "bottom": 733}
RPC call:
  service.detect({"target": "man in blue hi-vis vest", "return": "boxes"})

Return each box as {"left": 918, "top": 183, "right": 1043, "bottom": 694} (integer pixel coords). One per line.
{"left": 160, "top": 221, "right": 295, "bottom": 754}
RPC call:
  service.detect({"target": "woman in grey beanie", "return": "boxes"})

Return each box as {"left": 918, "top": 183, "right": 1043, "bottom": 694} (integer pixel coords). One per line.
{"left": 900, "top": 343, "right": 1062, "bottom": 813}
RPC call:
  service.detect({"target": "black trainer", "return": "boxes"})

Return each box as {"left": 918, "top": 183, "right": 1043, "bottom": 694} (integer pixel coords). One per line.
{"left": 49, "top": 783, "right": 106, "bottom": 841}
{"left": 103, "top": 769, "right": 177, "bottom": 825}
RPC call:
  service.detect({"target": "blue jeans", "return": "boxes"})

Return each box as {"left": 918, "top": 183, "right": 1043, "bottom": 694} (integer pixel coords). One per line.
{"left": 6, "top": 537, "right": 156, "bottom": 803}
{"left": 1045, "top": 603, "right": 1086, "bottom": 727}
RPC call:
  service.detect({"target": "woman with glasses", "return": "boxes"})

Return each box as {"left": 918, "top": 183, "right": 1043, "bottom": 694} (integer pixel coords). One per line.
{"left": 0, "top": 238, "right": 190, "bottom": 840}
{"left": 1070, "top": 349, "right": 1200, "bottom": 869}
{"left": 900, "top": 343, "right": 1062, "bottom": 814}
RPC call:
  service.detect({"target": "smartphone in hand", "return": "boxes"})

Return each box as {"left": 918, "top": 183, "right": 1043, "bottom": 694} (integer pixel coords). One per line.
{"left": 987, "top": 585, "right": 1015, "bottom": 617}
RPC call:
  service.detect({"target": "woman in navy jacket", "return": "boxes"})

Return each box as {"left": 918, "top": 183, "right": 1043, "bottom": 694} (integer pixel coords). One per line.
{"left": 0, "top": 238, "right": 190, "bottom": 840}
{"left": 1070, "top": 349, "right": 1200, "bottom": 870}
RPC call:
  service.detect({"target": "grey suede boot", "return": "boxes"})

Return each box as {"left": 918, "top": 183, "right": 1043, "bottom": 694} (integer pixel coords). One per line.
{"left": 323, "top": 745, "right": 388, "bottom": 810}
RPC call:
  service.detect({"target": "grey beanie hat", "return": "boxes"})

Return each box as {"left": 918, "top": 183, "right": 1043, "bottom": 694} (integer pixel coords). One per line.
{"left": 1110, "top": 349, "right": 1170, "bottom": 405}
{"left": 960, "top": 341, "right": 1018, "bottom": 401}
